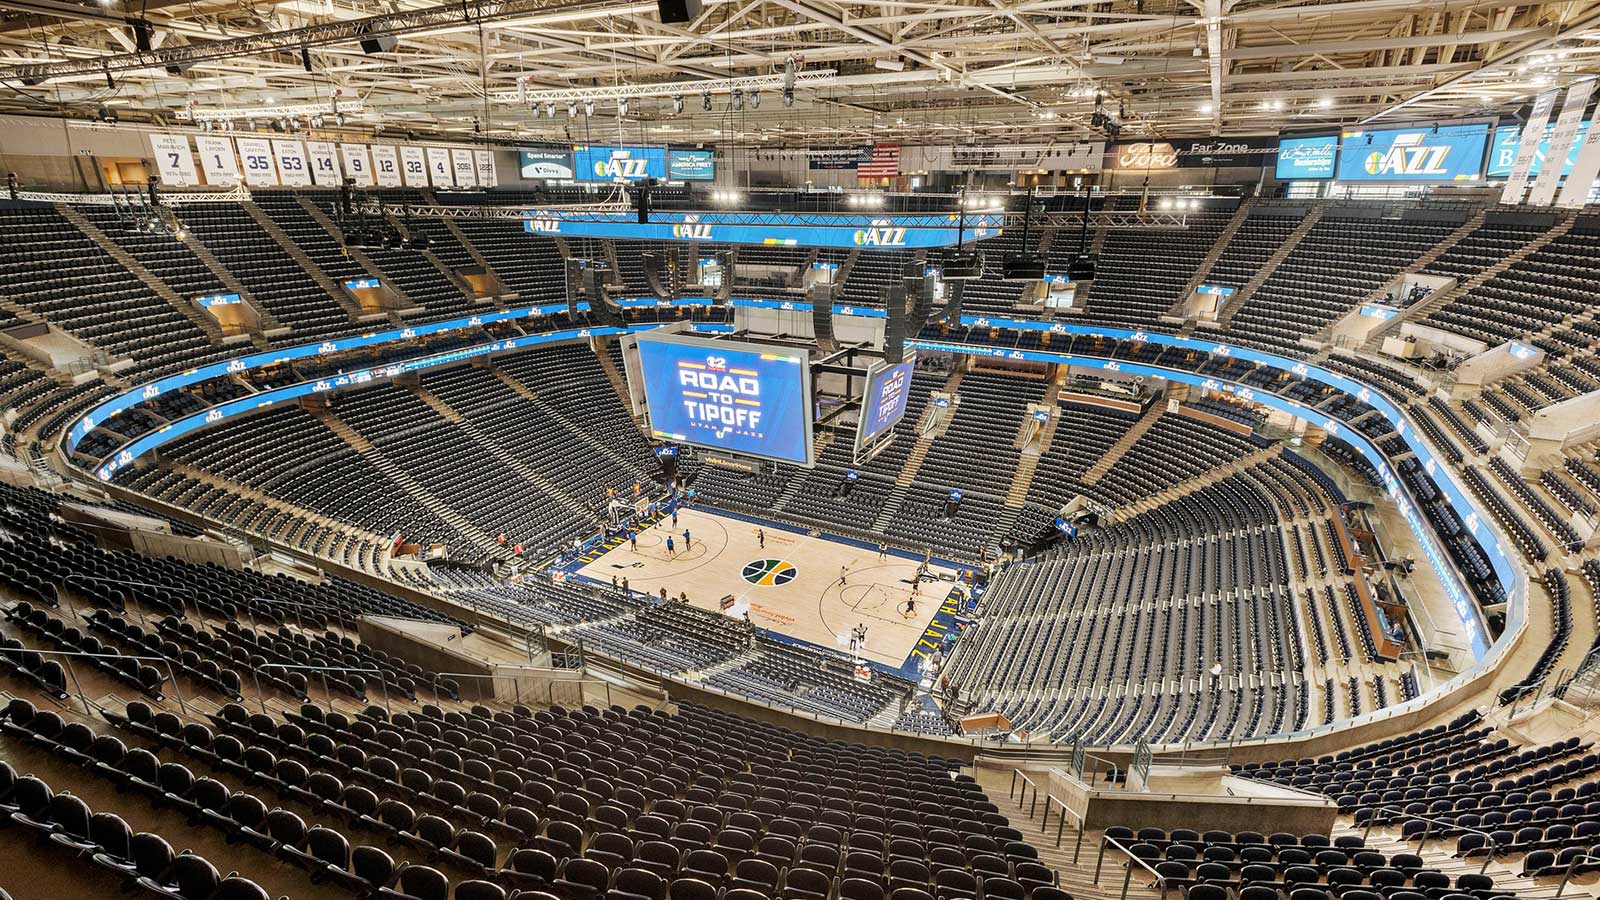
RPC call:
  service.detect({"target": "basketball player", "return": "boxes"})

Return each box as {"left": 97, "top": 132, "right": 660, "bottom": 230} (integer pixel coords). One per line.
{"left": 878, "top": 543, "right": 888, "bottom": 561}
{"left": 682, "top": 528, "right": 691, "bottom": 550}
{"left": 757, "top": 529, "right": 765, "bottom": 549}
{"left": 904, "top": 595, "right": 917, "bottom": 619}
{"left": 666, "top": 536, "right": 675, "bottom": 556}
{"left": 839, "top": 564, "right": 848, "bottom": 585}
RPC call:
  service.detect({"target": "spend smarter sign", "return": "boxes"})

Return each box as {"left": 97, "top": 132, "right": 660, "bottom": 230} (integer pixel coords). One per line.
{"left": 856, "top": 357, "right": 915, "bottom": 451}
{"left": 1336, "top": 123, "right": 1489, "bottom": 182}
{"left": 636, "top": 333, "right": 814, "bottom": 466}
{"left": 573, "top": 145, "right": 667, "bottom": 182}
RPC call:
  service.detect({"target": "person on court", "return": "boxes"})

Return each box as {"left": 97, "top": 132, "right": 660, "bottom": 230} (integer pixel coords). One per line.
{"left": 839, "top": 563, "right": 848, "bottom": 585}
{"left": 878, "top": 542, "right": 888, "bottom": 560}
{"left": 666, "top": 535, "right": 675, "bottom": 556}
{"left": 671, "top": 510, "right": 678, "bottom": 528}
{"left": 682, "top": 528, "right": 691, "bottom": 550}
{"left": 757, "top": 528, "right": 765, "bottom": 549}
{"left": 629, "top": 531, "right": 637, "bottom": 552}
{"left": 904, "top": 595, "right": 917, "bottom": 619}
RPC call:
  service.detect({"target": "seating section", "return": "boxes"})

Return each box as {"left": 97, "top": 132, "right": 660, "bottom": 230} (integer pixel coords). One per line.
{"left": 0, "top": 207, "right": 216, "bottom": 378}
{"left": 175, "top": 202, "right": 356, "bottom": 339}
{"left": 1423, "top": 222, "right": 1600, "bottom": 347}
{"left": 1228, "top": 217, "right": 1456, "bottom": 352}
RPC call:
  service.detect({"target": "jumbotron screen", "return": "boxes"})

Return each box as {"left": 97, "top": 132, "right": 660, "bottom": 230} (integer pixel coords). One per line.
{"left": 635, "top": 332, "right": 815, "bottom": 467}
{"left": 855, "top": 356, "right": 916, "bottom": 454}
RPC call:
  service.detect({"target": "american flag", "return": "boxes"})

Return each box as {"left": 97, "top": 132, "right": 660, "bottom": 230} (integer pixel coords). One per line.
{"left": 856, "top": 143, "right": 900, "bottom": 178}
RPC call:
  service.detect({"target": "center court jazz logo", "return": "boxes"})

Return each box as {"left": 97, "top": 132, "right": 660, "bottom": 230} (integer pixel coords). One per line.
{"left": 742, "top": 559, "right": 797, "bottom": 586}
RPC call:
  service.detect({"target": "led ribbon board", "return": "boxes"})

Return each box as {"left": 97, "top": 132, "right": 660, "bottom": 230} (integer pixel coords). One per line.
{"left": 633, "top": 332, "right": 815, "bottom": 467}
{"left": 75, "top": 305, "right": 1518, "bottom": 671}
{"left": 523, "top": 211, "right": 1004, "bottom": 249}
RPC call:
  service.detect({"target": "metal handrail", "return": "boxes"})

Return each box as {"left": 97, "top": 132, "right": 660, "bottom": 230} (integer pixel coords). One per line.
{"left": 1360, "top": 804, "right": 1499, "bottom": 870}
{"left": 2, "top": 645, "right": 188, "bottom": 718}
{"left": 251, "top": 662, "right": 389, "bottom": 716}
{"left": 1094, "top": 834, "right": 1170, "bottom": 900}
{"left": 1555, "top": 852, "right": 1600, "bottom": 897}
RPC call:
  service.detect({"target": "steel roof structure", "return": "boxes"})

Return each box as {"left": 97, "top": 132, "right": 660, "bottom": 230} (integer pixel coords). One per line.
{"left": 0, "top": 0, "right": 1596, "bottom": 145}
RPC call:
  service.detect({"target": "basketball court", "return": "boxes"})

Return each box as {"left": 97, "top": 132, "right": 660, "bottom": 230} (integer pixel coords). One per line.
{"left": 572, "top": 506, "right": 963, "bottom": 673}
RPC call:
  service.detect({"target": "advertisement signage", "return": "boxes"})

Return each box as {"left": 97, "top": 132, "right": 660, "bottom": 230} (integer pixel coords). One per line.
{"left": 523, "top": 210, "right": 1004, "bottom": 250}
{"left": 1490, "top": 120, "right": 1590, "bottom": 178}
{"left": 573, "top": 145, "right": 667, "bottom": 182}
{"left": 855, "top": 357, "right": 916, "bottom": 452}
{"left": 1334, "top": 123, "right": 1489, "bottom": 182}
{"left": 519, "top": 149, "right": 574, "bottom": 180}
{"left": 808, "top": 146, "right": 872, "bottom": 169}
{"left": 634, "top": 332, "right": 814, "bottom": 467}
{"left": 667, "top": 149, "right": 716, "bottom": 181}
{"left": 1275, "top": 134, "right": 1338, "bottom": 180}
{"left": 1170, "top": 136, "right": 1276, "bottom": 167}
{"left": 1104, "top": 141, "right": 1180, "bottom": 171}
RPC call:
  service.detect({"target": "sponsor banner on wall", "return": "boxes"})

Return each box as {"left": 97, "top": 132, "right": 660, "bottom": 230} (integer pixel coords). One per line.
{"left": 808, "top": 146, "right": 872, "bottom": 169}
{"left": 1169, "top": 135, "right": 1276, "bottom": 167}
{"left": 519, "top": 149, "right": 574, "bottom": 180}
{"left": 938, "top": 142, "right": 1104, "bottom": 171}
{"left": 399, "top": 146, "right": 429, "bottom": 186}
{"left": 1275, "top": 134, "right": 1338, "bottom": 179}
{"left": 667, "top": 149, "right": 716, "bottom": 181}
{"left": 148, "top": 133, "right": 199, "bottom": 186}
{"left": 235, "top": 137, "right": 277, "bottom": 187}
{"left": 272, "top": 139, "right": 312, "bottom": 186}
{"left": 194, "top": 135, "right": 241, "bottom": 186}
{"left": 306, "top": 141, "right": 341, "bottom": 186}
{"left": 425, "top": 147, "right": 453, "bottom": 187}
{"left": 1104, "top": 141, "right": 1181, "bottom": 171}
{"left": 1500, "top": 88, "right": 1559, "bottom": 203}
{"left": 371, "top": 144, "right": 402, "bottom": 187}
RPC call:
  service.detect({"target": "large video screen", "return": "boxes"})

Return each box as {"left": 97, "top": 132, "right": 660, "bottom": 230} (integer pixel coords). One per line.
{"left": 1488, "top": 121, "right": 1591, "bottom": 178}
{"left": 1335, "top": 123, "right": 1489, "bottom": 182}
{"left": 1275, "top": 134, "right": 1338, "bottom": 180}
{"left": 573, "top": 145, "right": 667, "bottom": 182}
{"left": 855, "top": 357, "right": 915, "bottom": 454}
{"left": 635, "top": 332, "right": 814, "bottom": 466}
{"left": 667, "top": 149, "right": 716, "bottom": 181}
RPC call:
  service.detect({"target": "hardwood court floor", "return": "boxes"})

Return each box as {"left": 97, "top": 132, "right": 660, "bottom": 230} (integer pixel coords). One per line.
{"left": 577, "top": 507, "right": 953, "bottom": 669}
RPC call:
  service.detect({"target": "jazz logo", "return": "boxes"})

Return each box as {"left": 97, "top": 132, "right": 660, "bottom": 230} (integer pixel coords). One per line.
{"left": 1364, "top": 132, "right": 1453, "bottom": 177}
{"left": 853, "top": 226, "right": 907, "bottom": 247}
{"left": 595, "top": 154, "right": 651, "bottom": 179}
{"left": 673, "top": 222, "right": 714, "bottom": 239}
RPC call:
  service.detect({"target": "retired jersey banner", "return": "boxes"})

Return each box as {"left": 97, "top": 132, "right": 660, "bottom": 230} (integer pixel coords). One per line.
{"left": 1501, "top": 89, "right": 1559, "bottom": 203}
{"left": 194, "top": 135, "right": 241, "bottom": 186}
{"left": 235, "top": 137, "right": 277, "bottom": 187}
{"left": 272, "top": 139, "right": 312, "bottom": 186}
{"left": 371, "top": 144, "right": 402, "bottom": 187}
{"left": 399, "top": 146, "right": 430, "bottom": 186}
{"left": 340, "top": 143, "right": 374, "bottom": 186}
{"left": 451, "top": 148, "right": 478, "bottom": 187}
{"left": 1529, "top": 80, "right": 1594, "bottom": 206}
{"left": 426, "top": 147, "right": 454, "bottom": 186}
{"left": 148, "top": 133, "right": 199, "bottom": 187}
{"left": 306, "top": 141, "right": 341, "bottom": 186}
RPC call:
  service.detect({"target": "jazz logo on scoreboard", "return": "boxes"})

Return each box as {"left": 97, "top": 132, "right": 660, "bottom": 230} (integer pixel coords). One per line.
{"left": 676, "top": 354, "right": 765, "bottom": 440}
